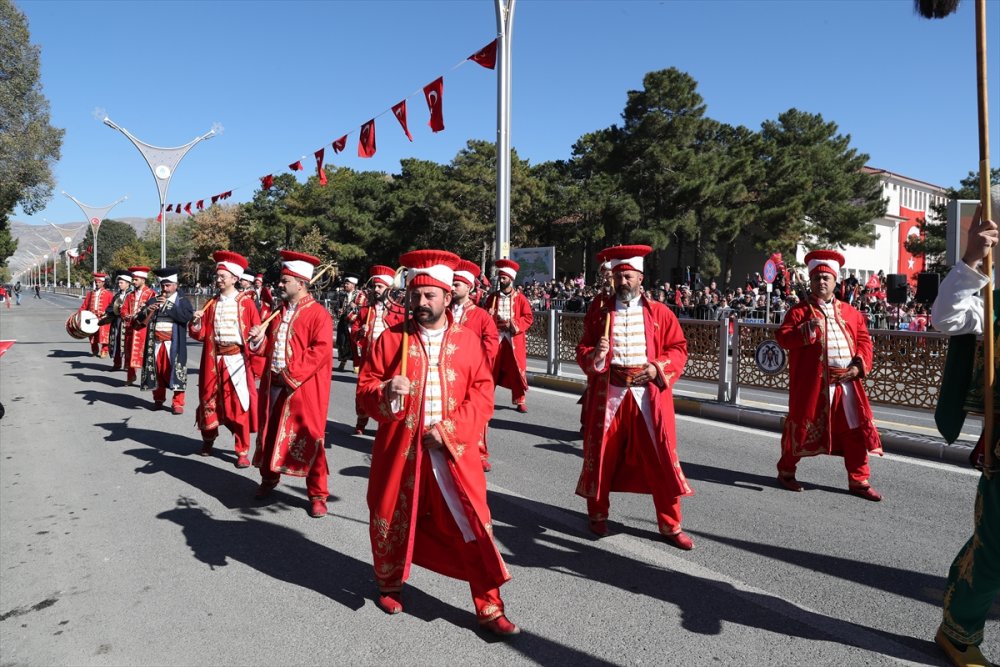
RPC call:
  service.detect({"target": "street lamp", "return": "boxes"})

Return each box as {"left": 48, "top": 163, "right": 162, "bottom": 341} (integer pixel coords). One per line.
{"left": 102, "top": 115, "right": 218, "bottom": 267}
{"left": 62, "top": 193, "right": 127, "bottom": 274}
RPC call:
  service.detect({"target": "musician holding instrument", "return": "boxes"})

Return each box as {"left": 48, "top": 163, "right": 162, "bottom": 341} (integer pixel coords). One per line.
{"left": 350, "top": 265, "right": 403, "bottom": 435}
{"left": 79, "top": 272, "right": 113, "bottom": 358}
{"left": 104, "top": 270, "right": 133, "bottom": 371}
{"left": 576, "top": 245, "right": 694, "bottom": 549}
{"left": 335, "top": 273, "right": 363, "bottom": 372}
{"left": 930, "top": 194, "right": 999, "bottom": 667}
{"left": 133, "top": 267, "right": 194, "bottom": 414}
{"left": 247, "top": 250, "right": 333, "bottom": 519}
{"left": 120, "top": 266, "right": 157, "bottom": 387}
{"left": 357, "top": 249, "right": 518, "bottom": 636}
{"left": 189, "top": 251, "right": 261, "bottom": 467}
{"left": 483, "top": 259, "right": 533, "bottom": 413}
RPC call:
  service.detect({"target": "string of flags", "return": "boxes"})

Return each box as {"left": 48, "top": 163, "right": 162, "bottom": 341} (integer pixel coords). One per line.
{"left": 158, "top": 39, "right": 498, "bottom": 222}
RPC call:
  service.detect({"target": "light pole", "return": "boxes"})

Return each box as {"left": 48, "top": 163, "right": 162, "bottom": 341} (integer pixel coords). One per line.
{"left": 494, "top": 0, "right": 515, "bottom": 261}
{"left": 62, "top": 193, "right": 127, "bottom": 274}
{"left": 102, "top": 115, "right": 218, "bottom": 267}
{"left": 47, "top": 221, "right": 86, "bottom": 287}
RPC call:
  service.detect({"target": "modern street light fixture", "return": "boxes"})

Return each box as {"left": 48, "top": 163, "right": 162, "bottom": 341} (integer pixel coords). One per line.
{"left": 47, "top": 221, "right": 86, "bottom": 287}
{"left": 102, "top": 115, "right": 219, "bottom": 267}
{"left": 62, "top": 192, "right": 127, "bottom": 274}
{"left": 494, "top": 0, "right": 516, "bottom": 262}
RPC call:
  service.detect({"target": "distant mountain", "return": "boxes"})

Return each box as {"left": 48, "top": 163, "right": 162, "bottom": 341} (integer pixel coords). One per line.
{"left": 6, "top": 216, "right": 184, "bottom": 263}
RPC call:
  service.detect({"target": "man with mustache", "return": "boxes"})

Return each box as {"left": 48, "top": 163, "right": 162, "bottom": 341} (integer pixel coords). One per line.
{"left": 576, "top": 245, "right": 694, "bottom": 549}
{"left": 483, "top": 259, "right": 533, "bottom": 413}
{"left": 358, "top": 249, "right": 517, "bottom": 636}
{"left": 120, "top": 266, "right": 157, "bottom": 387}
{"left": 134, "top": 267, "right": 194, "bottom": 414}
{"left": 247, "top": 250, "right": 333, "bottom": 518}
{"left": 351, "top": 265, "right": 403, "bottom": 434}
{"left": 79, "top": 272, "right": 113, "bottom": 358}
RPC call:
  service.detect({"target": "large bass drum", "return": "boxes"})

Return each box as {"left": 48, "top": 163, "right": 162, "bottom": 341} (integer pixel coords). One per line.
{"left": 66, "top": 310, "right": 99, "bottom": 339}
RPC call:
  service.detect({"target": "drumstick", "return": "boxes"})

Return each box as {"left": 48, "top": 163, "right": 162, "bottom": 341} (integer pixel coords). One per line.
{"left": 194, "top": 296, "right": 217, "bottom": 318}
{"left": 401, "top": 324, "right": 409, "bottom": 376}
{"left": 604, "top": 311, "right": 611, "bottom": 338}
{"left": 260, "top": 308, "right": 282, "bottom": 329}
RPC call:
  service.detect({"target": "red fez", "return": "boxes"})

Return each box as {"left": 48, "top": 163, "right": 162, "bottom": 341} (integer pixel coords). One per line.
{"left": 212, "top": 250, "right": 248, "bottom": 278}
{"left": 128, "top": 265, "right": 151, "bottom": 279}
{"left": 369, "top": 264, "right": 396, "bottom": 287}
{"left": 92, "top": 272, "right": 108, "bottom": 279}
{"left": 400, "top": 249, "right": 459, "bottom": 291}
{"left": 255, "top": 274, "right": 263, "bottom": 280}
{"left": 599, "top": 244, "right": 652, "bottom": 273}
{"left": 803, "top": 249, "right": 845, "bottom": 277}
{"left": 279, "top": 250, "right": 321, "bottom": 282}
{"left": 495, "top": 258, "right": 520, "bottom": 279}
{"left": 453, "top": 259, "right": 480, "bottom": 287}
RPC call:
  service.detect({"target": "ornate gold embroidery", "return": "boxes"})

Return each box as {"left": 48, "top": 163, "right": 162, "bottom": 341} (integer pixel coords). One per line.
{"left": 404, "top": 414, "right": 417, "bottom": 431}
{"left": 445, "top": 368, "right": 457, "bottom": 383}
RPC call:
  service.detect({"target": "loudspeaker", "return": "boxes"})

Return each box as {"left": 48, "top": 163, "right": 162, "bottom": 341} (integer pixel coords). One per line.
{"left": 886, "top": 274, "right": 908, "bottom": 305}
{"left": 915, "top": 272, "right": 940, "bottom": 304}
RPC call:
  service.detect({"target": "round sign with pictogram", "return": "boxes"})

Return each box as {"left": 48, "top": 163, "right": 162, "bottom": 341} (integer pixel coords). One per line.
{"left": 763, "top": 259, "right": 778, "bottom": 284}
{"left": 754, "top": 339, "right": 787, "bottom": 375}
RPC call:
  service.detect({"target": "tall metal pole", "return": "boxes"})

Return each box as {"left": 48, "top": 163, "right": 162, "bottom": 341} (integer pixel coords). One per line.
{"left": 102, "top": 116, "right": 217, "bottom": 267}
{"left": 494, "top": 0, "right": 515, "bottom": 261}
{"left": 63, "top": 193, "right": 127, "bottom": 274}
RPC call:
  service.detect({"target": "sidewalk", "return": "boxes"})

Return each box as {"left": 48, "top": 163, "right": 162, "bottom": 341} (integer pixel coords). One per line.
{"left": 525, "top": 359, "right": 977, "bottom": 467}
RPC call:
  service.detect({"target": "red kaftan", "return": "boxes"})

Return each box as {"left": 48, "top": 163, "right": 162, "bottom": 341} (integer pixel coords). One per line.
{"left": 482, "top": 290, "right": 533, "bottom": 397}
{"left": 121, "top": 285, "right": 157, "bottom": 370}
{"left": 80, "top": 287, "right": 113, "bottom": 355}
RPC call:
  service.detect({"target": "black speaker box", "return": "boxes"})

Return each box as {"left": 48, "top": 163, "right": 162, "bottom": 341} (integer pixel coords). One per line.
{"left": 915, "top": 272, "right": 940, "bottom": 304}
{"left": 886, "top": 274, "right": 908, "bottom": 304}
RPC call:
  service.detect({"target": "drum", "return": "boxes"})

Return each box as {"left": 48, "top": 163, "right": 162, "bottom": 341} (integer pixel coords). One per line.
{"left": 65, "top": 310, "right": 99, "bottom": 339}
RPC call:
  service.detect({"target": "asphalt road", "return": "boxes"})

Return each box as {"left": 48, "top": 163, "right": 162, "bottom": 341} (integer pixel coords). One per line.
{"left": 0, "top": 293, "right": 996, "bottom": 666}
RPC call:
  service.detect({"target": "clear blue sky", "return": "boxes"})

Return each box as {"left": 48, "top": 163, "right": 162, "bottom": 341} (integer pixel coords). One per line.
{"left": 13, "top": 0, "right": 1000, "bottom": 228}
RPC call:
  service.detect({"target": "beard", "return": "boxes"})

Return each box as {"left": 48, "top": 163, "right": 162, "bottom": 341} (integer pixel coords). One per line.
{"left": 616, "top": 285, "right": 638, "bottom": 302}
{"left": 413, "top": 305, "right": 441, "bottom": 325}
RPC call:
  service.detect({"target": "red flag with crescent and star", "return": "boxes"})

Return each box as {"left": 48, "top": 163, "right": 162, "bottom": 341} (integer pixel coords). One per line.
{"left": 897, "top": 206, "right": 925, "bottom": 283}
{"left": 469, "top": 40, "right": 497, "bottom": 69}
{"left": 392, "top": 100, "right": 413, "bottom": 141}
{"left": 424, "top": 77, "right": 444, "bottom": 133}
{"left": 332, "top": 135, "right": 347, "bottom": 154}
{"left": 315, "top": 148, "right": 327, "bottom": 185}
{"left": 358, "top": 119, "right": 376, "bottom": 158}
{"left": 261, "top": 174, "right": 274, "bottom": 191}
{"left": 289, "top": 160, "right": 303, "bottom": 171}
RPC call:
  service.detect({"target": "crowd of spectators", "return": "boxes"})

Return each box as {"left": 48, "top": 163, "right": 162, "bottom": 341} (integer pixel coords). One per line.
{"left": 518, "top": 269, "right": 934, "bottom": 331}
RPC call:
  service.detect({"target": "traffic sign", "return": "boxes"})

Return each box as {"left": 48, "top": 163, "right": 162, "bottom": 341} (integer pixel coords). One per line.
{"left": 763, "top": 259, "right": 777, "bottom": 284}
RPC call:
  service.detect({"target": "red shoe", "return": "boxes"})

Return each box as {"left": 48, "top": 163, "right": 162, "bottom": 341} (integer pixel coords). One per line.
{"left": 515, "top": 404, "right": 527, "bottom": 414}
{"left": 377, "top": 591, "right": 403, "bottom": 615}
{"left": 235, "top": 455, "right": 251, "bottom": 469}
{"left": 481, "top": 459, "right": 492, "bottom": 472}
{"left": 777, "top": 474, "right": 803, "bottom": 492}
{"left": 309, "top": 499, "right": 328, "bottom": 518}
{"left": 482, "top": 615, "right": 520, "bottom": 636}
{"left": 172, "top": 405, "right": 184, "bottom": 415}
{"left": 200, "top": 441, "right": 214, "bottom": 457}
{"left": 589, "top": 519, "right": 609, "bottom": 538}
{"left": 662, "top": 529, "right": 694, "bottom": 550}
{"left": 849, "top": 485, "right": 882, "bottom": 502}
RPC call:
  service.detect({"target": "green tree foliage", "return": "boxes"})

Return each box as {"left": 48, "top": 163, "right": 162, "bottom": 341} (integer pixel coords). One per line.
{"left": 78, "top": 220, "right": 138, "bottom": 273}
{"left": 110, "top": 241, "right": 154, "bottom": 272}
{"left": 0, "top": 0, "right": 64, "bottom": 263}
{"left": 754, "top": 109, "right": 886, "bottom": 254}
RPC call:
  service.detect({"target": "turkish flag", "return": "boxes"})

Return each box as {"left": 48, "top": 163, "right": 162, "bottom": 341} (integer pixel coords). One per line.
{"left": 261, "top": 174, "right": 274, "bottom": 190}
{"left": 469, "top": 40, "right": 497, "bottom": 69}
{"left": 423, "top": 77, "right": 444, "bottom": 133}
{"left": 184, "top": 202, "right": 193, "bottom": 216}
{"left": 332, "top": 135, "right": 347, "bottom": 153}
{"left": 174, "top": 203, "right": 181, "bottom": 212}
{"left": 211, "top": 195, "right": 219, "bottom": 204}
{"left": 166, "top": 204, "right": 173, "bottom": 212}
{"left": 289, "top": 160, "right": 304, "bottom": 171}
{"left": 897, "top": 206, "right": 925, "bottom": 282}
{"left": 0, "top": 341, "right": 13, "bottom": 358}
{"left": 358, "top": 119, "right": 376, "bottom": 158}
{"left": 315, "top": 148, "right": 327, "bottom": 185}
{"left": 156, "top": 212, "right": 163, "bottom": 223}
{"left": 196, "top": 200, "right": 204, "bottom": 210}
{"left": 392, "top": 100, "right": 413, "bottom": 141}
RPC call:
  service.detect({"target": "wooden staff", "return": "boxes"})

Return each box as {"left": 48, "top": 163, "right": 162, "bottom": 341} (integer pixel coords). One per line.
{"left": 194, "top": 295, "right": 217, "bottom": 318}
{"left": 604, "top": 311, "right": 611, "bottom": 339}
{"left": 260, "top": 307, "right": 282, "bottom": 330}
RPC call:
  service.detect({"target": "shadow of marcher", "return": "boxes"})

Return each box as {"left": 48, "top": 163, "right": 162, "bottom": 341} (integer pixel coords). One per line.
{"left": 64, "top": 371, "right": 122, "bottom": 387}
{"left": 681, "top": 461, "right": 845, "bottom": 495}
{"left": 533, "top": 442, "right": 582, "bottom": 458}
{"left": 489, "top": 417, "right": 581, "bottom": 443}
{"left": 485, "top": 491, "right": 943, "bottom": 666}
{"left": 48, "top": 350, "right": 91, "bottom": 358}
{"left": 77, "top": 389, "right": 148, "bottom": 410}
{"left": 66, "top": 360, "right": 114, "bottom": 372}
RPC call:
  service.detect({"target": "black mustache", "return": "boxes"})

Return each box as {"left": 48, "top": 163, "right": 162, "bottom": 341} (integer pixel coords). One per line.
{"left": 414, "top": 307, "right": 433, "bottom": 315}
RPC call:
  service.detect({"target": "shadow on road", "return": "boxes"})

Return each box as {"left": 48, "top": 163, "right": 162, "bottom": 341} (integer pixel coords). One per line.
{"left": 47, "top": 349, "right": 91, "bottom": 357}
{"left": 681, "top": 461, "right": 845, "bottom": 495}
{"left": 64, "top": 371, "right": 123, "bottom": 387}
{"left": 486, "top": 491, "right": 942, "bottom": 665}
{"left": 489, "top": 417, "right": 581, "bottom": 444}
{"left": 76, "top": 389, "right": 147, "bottom": 410}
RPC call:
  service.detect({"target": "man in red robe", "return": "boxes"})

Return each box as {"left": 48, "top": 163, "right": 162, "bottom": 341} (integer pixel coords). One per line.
{"left": 120, "top": 266, "right": 157, "bottom": 386}
{"left": 104, "top": 270, "right": 133, "bottom": 371}
{"left": 357, "top": 249, "right": 518, "bottom": 637}
{"left": 350, "top": 265, "right": 403, "bottom": 435}
{"left": 576, "top": 245, "right": 694, "bottom": 549}
{"left": 452, "top": 258, "right": 499, "bottom": 471}
{"left": 248, "top": 250, "right": 333, "bottom": 518}
{"left": 483, "top": 259, "right": 533, "bottom": 413}
{"left": 190, "top": 251, "right": 261, "bottom": 468}
{"left": 80, "top": 273, "right": 113, "bottom": 358}
{"left": 775, "top": 249, "right": 883, "bottom": 500}
{"left": 247, "top": 273, "right": 272, "bottom": 383}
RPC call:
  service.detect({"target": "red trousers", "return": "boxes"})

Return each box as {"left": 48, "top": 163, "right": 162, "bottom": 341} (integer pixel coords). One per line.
{"left": 200, "top": 358, "right": 252, "bottom": 455}
{"left": 496, "top": 339, "right": 526, "bottom": 406}
{"left": 777, "top": 392, "right": 872, "bottom": 486}
{"left": 587, "top": 390, "right": 683, "bottom": 534}
{"left": 258, "top": 389, "right": 329, "bottom": 500}
{"left": 403, "top": 453, "right": 504, "bottom": 622}
{"left": 152, "top": 342, "right": 184, "bottom": 409}
{"left": 90, "top": 336, "right": 108, "bottom": 357}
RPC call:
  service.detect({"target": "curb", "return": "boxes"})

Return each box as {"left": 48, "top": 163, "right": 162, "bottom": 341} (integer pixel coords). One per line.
{"left": 528, "top": 372, "right": 974, "bottom": 466}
